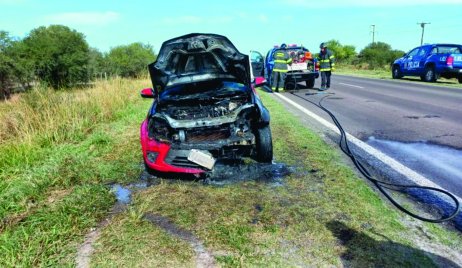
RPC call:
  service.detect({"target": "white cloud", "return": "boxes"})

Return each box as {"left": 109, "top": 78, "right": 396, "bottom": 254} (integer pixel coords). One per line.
{"left": 45, "top": 11, "right": 120, "bottom": 26}
{"left": 281, "top": 0, "right": 462, "bottom": 6}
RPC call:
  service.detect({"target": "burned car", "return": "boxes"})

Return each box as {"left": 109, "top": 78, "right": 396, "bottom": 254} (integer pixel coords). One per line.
{"left": 140, "top": 33, "right": 273, "bottom": 175}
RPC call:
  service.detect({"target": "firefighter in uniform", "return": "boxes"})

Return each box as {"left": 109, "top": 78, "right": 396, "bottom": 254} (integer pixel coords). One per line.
{"left": 318, "top": 42, "right": 335, "bottom": 91}
{"left": 271, "top": 43, "right": 292, "bottom": 92}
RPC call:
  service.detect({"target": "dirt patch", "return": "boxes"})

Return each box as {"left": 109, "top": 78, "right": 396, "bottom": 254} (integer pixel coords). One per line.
{"left": 75, "top": 217, "right": 111, "bottom": 268}
{"left": 75, "top": 171, "right": 162, "bottom": 267}
{"left": 400, "top": 218, "right": 462, "bottom": 268}
{"left": 144, "top": 213, "right": 217, "bottom": 268}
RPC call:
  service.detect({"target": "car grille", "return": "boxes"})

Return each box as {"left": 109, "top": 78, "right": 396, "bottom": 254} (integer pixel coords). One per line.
{"left": 165, "top": 150, "right": 203, "bottom": 169}
{"left": 187, "top": 127, "right": 230, "bottom": 142}
{"left": 168, "top": 156, "right": 202, "bottom": 169}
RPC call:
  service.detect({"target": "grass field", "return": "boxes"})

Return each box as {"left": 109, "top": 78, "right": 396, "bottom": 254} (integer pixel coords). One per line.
{"left": 1, "top": 80, "right": 461, "bottom": 267}
{"left": 336, "top": 65, "right": 462, "bottom": 89}
{"left": 0, "top": 78, "right": 151, "bottom": 266}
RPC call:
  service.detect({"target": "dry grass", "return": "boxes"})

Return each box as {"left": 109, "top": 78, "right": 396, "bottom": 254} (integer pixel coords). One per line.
{"left": 0, "top": 78, "right": 144, "bottom": 145}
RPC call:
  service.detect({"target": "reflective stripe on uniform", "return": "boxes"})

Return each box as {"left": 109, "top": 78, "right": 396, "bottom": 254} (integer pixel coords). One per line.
{"left": 275, "top": 59, "right": 292, "bottom": 64}
{"left": 273, "top": 69, "right": 288, "bottom": 72}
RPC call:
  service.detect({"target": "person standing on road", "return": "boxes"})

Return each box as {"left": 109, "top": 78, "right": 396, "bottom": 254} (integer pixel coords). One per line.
{"left": 271, "top": 43, "right": 292, "bottom": 92}
{"left": 318, "top": 42, "right": 335, "bottom": 91}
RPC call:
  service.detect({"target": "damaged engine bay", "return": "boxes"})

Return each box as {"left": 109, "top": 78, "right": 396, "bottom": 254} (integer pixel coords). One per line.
{"left": 148, "top": 81, "right": 260, "bottom": 167}
{"left": 141, "top": 33, "right": 272, "bottom": 173}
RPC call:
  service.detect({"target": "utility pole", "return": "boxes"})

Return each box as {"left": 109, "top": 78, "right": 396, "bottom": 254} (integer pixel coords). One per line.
{"left": 418, "top": 22, "right": 430, "bottom": 45}
{"left": 370, "top": 24, "right": 376, "bottom": 43}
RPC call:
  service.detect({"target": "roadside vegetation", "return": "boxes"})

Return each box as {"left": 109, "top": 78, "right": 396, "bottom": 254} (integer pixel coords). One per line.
{"left": 0, "top": 78, "right": 151, "bottom": 266}
{"left": 0, "top": 25, "right": 156, "bottom": 100}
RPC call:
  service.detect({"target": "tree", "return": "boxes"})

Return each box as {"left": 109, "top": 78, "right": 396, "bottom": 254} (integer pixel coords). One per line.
{"left": 22, "top": 25, "right": 90, "bottom": 88}
{"left": 0, "top": 31, "right": 14, "bottom": 99}
{"left": 324, "top": 40, "right": 357, "bottom": 64}
{"left": 87, "top": 47, "right": 105, "bottom": 79}
{"left": 106, "top": 43, "right": 156, "bottom": 78}
{"left": 358, "top": 42, "right": 405, "bottom": 69}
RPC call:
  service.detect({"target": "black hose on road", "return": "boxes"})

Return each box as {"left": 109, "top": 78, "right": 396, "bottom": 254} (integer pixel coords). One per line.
{"left": 290, "top": 90, "right": 460, "bottom": 223}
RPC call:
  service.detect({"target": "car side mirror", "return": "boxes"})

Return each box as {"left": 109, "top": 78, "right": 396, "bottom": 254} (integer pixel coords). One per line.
{"left": 140, "top": 87, "right": 158, "bottom": 98}
{"left": 254, "top": 77, "right": 267, "bottom": 88}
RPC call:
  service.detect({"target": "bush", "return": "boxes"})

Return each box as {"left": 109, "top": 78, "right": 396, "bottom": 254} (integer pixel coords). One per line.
{"left": 22, "top": 25, "right": 91, "bottom": 89}
{"left": 105, "top": 43, "right": 156, "bottom": 78}
{"left": 324, "top": 40, "right": 357, "bottom": 64}
{"left": 358, "top": 42, "right": 404, "bottom": 70}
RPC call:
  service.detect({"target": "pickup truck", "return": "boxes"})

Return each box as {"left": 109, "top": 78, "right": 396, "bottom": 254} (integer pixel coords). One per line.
{"left": 392, "top": 43, "right": 462, "bottom": 83}
{"left": 264, "top": 45, "right": 319, "bottom": 89}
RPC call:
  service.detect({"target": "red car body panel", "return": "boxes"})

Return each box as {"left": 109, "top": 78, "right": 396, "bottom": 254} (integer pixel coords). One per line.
{"left": 140, "top": 120, "right": 205, "bottom": 174}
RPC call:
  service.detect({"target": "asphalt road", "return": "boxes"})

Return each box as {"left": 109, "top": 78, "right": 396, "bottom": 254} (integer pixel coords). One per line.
{"left": 286, "top": 75, "right": 462, "bottom": 148}
{"left": 278, "top": 74, "right": 462, "bottom": 198}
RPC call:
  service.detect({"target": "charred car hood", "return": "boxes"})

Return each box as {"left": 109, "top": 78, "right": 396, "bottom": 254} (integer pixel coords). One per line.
{"left": 149, "top": 33, "right": 251, "bottom": 91}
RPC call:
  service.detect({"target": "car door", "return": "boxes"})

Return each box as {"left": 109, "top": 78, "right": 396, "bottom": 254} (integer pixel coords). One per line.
{"left": 402, "top": 47, "right": 421, "bottom": 75}
{"left": 250, "top": 50, "right": 265, "bottom": 79}
{"left": 413, "top": 46, "right": 430, "bottom": 74}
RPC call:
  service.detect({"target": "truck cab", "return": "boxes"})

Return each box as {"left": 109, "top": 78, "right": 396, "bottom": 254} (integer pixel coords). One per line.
{"left": 265, "top": 45, "right": 319, "bottom": 90}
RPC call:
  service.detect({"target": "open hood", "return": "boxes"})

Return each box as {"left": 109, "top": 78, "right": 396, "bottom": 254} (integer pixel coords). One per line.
{"left": 149, "top": 33, "right": 251, "bottom": 91}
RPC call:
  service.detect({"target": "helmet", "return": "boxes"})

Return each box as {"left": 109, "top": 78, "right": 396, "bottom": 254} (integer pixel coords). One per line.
{"left": 280, "top": 43, "right": 287, "bottom": 49}
{"left": 320, "top": 42, "right": 327, "bottom": 49}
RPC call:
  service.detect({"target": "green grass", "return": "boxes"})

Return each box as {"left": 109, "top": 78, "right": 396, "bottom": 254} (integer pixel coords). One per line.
{"left": 0, "top": 78, "right": 151, "bottom": 266}
{"left": 336, "top": 65, "right": 462, "bottom": 89}
{"left": 91, "top": 90, "right": 461, "bottom": 267}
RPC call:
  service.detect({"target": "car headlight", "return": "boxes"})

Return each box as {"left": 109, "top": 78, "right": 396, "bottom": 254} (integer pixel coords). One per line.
{"left": 149, "top": 117, "right": 172, "bottom": 143}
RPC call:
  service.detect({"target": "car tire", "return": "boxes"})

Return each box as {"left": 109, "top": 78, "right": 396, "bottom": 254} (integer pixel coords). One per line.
{"left": 254, "top": 125, "right": 273, "bottom": 163}
{"left": 423, "top": 66, "right": 436, "bottom": 82}
{"left": 458, "top": 76, "right": 462, "bottom": 84}
{"left": 392, "top": 65, "right": 402, "bottom": 79}
{"left": 306, "top": 78, "right": 315, "bottom": 88}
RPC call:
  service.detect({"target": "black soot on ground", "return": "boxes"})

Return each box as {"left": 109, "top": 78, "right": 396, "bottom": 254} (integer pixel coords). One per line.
{"left": 204, "top": 160, "right": 294, "bottom": 186}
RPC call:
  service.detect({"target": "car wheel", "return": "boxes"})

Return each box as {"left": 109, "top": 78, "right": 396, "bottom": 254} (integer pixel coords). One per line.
{"left": 392, "top": 65, "right": 402, "bottom": 79}
{"left": 306, "top": 78, "right": 315, "bottom": 88}
{"left": 254, "top": 125, "right": 273, "bottom": 163}
{"left": 458, "top": 76, "right": 462, "bottom": 84}
{"left": 423, "top": 66, "right": 436, "bottom": 82}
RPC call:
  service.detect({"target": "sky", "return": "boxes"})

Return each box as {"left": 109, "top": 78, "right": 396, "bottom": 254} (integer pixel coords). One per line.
{"left": 1, "top": 0, "right": 462, "bottom": 56}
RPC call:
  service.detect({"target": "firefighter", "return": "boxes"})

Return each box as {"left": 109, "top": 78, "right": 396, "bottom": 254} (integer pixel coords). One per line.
{"left": 271, "top": 43, "right": 292, "bottom": 92}
{"left": 318, "top": 42, "right": 335, "bottom": 91}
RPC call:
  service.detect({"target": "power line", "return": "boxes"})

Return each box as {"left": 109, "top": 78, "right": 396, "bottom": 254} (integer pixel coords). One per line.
{"left": 417, "top": 22, "right": 430, "bottom": 45}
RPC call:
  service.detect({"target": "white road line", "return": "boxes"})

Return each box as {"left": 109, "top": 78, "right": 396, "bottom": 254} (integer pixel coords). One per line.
{"left": 339, "top": 82, "right": 364, "bottom": 89}
{"left": 273, "top": 92, "right": 462, "bottom": 201}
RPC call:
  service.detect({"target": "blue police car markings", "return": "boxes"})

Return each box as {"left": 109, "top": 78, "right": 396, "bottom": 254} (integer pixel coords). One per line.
{"left": 405, "top": 61, "right": 420, "bottom": 69}
{"left": 440, "top": 56, "right": 447, "bottom": 61}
